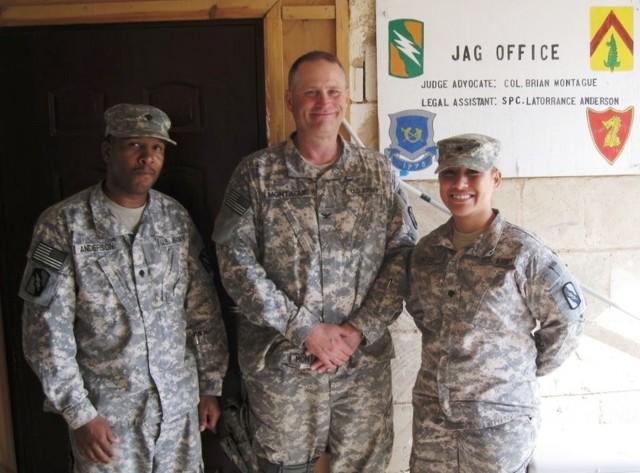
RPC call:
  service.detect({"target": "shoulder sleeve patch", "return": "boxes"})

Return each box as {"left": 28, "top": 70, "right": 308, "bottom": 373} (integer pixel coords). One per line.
{"left": 19, "top": 259, "right": 65, "bottom": 307}
{"left": 25, "top": 267, "right": 51, "bottom": 297}
{"left": 19, "top": 242, "right": 68, "bottom": 307}
{"left": 562, "top": 282, "right": 582, "bottom": 310}
{"left": 540, "top": 256, "right": 585, "bottom": 320}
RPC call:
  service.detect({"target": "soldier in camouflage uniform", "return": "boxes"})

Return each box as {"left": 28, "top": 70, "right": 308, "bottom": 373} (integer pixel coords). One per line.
{"left": 406, "top": 133, "right": 586, "bottom": 472}
{"left": 213, "top": 51, "right": 417, "bottom": 472}
{"left": 19, "top": 103, "right": 229, "bottom": 472}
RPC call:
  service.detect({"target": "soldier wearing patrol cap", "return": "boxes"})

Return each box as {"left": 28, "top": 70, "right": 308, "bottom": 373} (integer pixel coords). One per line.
{"left": 405, "top": 133, "right": 586, "bottom": 472}
{"left": 19, "top": 103, "right": 229, "bottom": 472}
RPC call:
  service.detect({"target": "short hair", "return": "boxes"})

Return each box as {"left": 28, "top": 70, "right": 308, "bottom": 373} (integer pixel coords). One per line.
{"left": 287, "top": 51, "right": 346, "bottom": 89}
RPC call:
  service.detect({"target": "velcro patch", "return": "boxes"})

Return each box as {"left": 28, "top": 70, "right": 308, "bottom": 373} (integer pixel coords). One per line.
{"left": 224, "top": 189, "right": 251, "bottom": 216}
{"left": 199, "top": 249, "right": 213, "bottom": 273}
{"left": 33, "top": 242, "right": 67, "bottom": 270}
{"left": 563, "top": 282, "right": 581, "bottom": 309}
{"left": 25, "top": 268, "right": 50, "bottom": 297}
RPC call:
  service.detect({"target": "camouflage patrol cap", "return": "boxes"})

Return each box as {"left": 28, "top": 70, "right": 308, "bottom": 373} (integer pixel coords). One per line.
{"left": 104, "top": 103, "right": 177, "bottom": 145}
{"left": 435, "top": 133, "right": 500, "bottom": 173}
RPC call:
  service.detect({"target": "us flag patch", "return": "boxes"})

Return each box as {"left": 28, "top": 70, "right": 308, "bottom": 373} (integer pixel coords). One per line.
{"left": 33, "top": 242, "right": 67, "bottom": 271}
{"left": 224, "top": 189, "right": 251, "bottom": 216}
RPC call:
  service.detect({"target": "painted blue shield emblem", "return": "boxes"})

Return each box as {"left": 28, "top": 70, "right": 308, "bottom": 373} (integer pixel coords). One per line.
{"left": 385, "top": 109, "right": 437, "bottom": 173}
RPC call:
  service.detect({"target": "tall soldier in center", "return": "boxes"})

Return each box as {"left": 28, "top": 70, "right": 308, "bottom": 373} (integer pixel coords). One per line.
{"left": 213, "top": 51, "right": 418, "bottom": 472}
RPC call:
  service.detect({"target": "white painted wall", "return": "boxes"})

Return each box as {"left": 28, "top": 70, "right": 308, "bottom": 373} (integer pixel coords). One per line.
{"left": 349, "top": 1, "right": 640, "bottom": 471}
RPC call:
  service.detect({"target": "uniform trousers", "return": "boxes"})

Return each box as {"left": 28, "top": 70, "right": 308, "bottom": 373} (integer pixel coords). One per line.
{"left": 410, "top": 399, "right": 539, "bottom": 473}
{"left": 244, "top": 358, "right": 394, "bottom": 473}
{"left": 70, "top": 408, "right": 203, "bottom": 473}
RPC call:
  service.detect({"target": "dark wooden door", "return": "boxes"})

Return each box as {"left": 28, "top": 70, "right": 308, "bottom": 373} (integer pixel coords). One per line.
{"left": 0, "top": 20, "right": 265, "bottom": 473}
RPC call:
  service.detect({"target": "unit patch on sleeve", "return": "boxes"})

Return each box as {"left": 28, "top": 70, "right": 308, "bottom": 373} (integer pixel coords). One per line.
{"left": 562, "top": 282, "right": 582, "bottom": 310}
{"left": 25, "top": 267, "right": 51, "bottom": 297}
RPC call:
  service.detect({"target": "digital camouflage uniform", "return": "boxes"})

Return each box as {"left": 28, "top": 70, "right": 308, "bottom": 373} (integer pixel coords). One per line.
{"left": 213, "top": 135, "right": 417, "bottom": 472}
{"left": 20, "top": 183, "right": 229, "bottom": 472}
{"left": 406, "top": 211, "right": 585, "bottom": 473}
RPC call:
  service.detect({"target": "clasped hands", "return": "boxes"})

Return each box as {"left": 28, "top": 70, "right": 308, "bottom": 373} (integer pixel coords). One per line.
{"left": 303, "top": 322, "right": 363, "bottom": 373}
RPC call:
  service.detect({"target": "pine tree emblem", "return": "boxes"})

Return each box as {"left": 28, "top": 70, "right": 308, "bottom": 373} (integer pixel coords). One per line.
{"left": 603, "top": 34, "right": 621, "bottom": 71}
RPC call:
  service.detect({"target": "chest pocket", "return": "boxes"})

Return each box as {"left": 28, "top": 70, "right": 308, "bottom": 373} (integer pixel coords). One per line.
{"left": 264, "top": 182, "right": 316, "bottom": 255}
{"left": 160, "top": 250, "right": 183, "bottom": 302}
{"left": 280, "top": 199, "right": 315, "bottom": 254}
{"left": 139, "top": 238, "right": 186, "bottom": 303}
{"left": 97, "top": 256, "right": 139, "bottom": 314}
{"left": 343, "top": 180, "right": 385, "bottom": 249}
{"left": 411, "top": 254, "right": 447, "bottom": 333}
{"left": 463, "top": 257, "right": 517, "bottom": 331}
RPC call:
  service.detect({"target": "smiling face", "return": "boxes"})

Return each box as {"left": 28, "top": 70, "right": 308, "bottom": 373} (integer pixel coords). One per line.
{"left": 102, "top": 136, "right": 166, "bottom": 207}
{"left": 285, "top": 58, "right": 349, "bottom": 140}
{"left": 438, "top": 166, "right": 502, "bottom": 232}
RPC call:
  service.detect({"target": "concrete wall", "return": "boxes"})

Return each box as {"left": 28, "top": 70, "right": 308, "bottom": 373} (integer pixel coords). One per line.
{"left": 348, "top": 1, "right": 640, "bottom": 471}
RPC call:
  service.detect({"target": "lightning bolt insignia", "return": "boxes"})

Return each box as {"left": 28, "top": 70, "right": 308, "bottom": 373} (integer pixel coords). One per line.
{"left": 392, "top": 30, "right": 421, "bottom": 66}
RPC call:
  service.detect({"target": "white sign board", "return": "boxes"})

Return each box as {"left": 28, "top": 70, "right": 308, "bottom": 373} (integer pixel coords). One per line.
{"left": 376, "top": 0, "right": 638, "bottom": 178}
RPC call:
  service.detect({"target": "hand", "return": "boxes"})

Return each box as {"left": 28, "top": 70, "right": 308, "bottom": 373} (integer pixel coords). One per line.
{"left": 198, "top": 395, "right": 221, "bottom": 432}
{"left": 309, "top": 323, "right": 363, "bottom": 372}
{"left": 339, "top": 322, "right": 363, "bottom": 351}
{"left": 304, "top": 323, "right": 356, "bottom": 372}
{"left": 73, "top": 416, "right": 119, "bottom": 464}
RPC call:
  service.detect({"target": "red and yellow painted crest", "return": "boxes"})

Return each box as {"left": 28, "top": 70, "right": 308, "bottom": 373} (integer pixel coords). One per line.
{"left": 590, "top": 7, "right": 634, "bottom": 71}
{"left": 587, "top": 107, "right": 634, "bottom": 164}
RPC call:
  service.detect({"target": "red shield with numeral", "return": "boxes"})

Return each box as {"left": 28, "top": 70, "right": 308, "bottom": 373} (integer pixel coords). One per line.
{"left": 587, "top": 107, "right": 634, "bottom": 164}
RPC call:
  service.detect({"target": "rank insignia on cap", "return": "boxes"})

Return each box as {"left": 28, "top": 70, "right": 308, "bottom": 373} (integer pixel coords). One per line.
{"left": 33, "top": 242, "right": 67, "bottom": 271}
{"left": 25, "top": 268, "right": 50, "bottom": 297}
{"left": 224, "top": 189, "right": 251, "bottom": 216}
{"left": 104, "top": 103, "right": 176, "bottom": 145}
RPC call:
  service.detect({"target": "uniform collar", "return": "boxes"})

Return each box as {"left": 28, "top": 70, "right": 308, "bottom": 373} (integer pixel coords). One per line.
{"left": 471, "top": 210, "right": 505, "bottom": 256}
{"left": 436, "top": 210, "right": 505, "bottom": 256}
{"left": 90, "top": 182, "right": 157, "bottom": 238}
{"left": 284, "top": 133, "right": 356, "bottom": 180}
